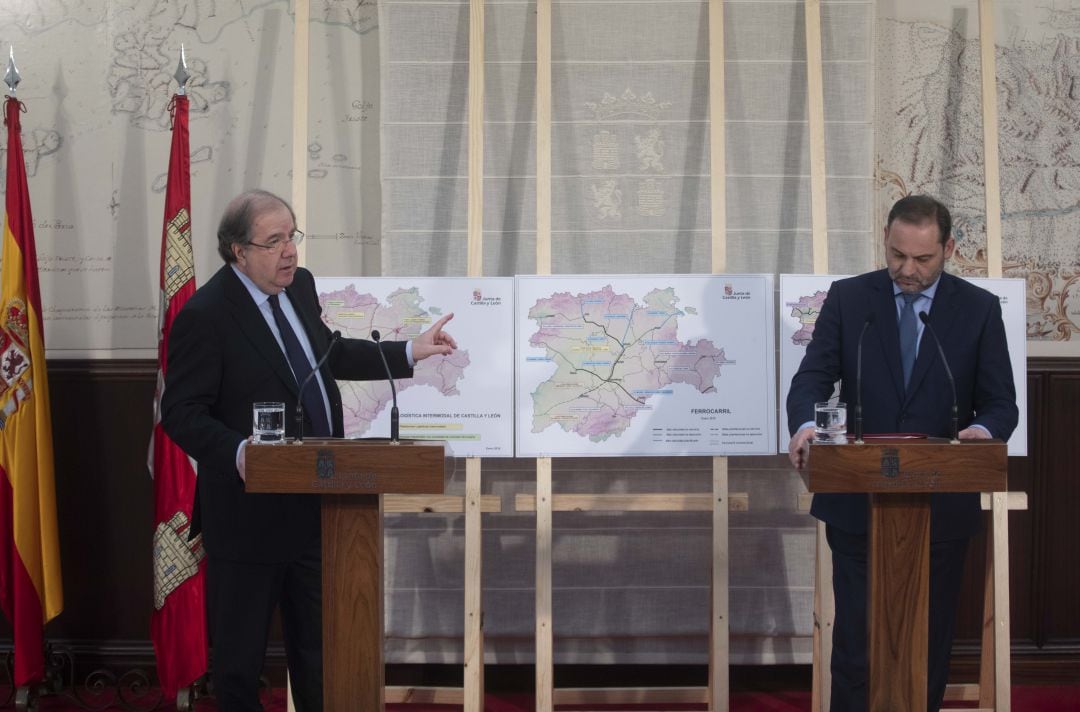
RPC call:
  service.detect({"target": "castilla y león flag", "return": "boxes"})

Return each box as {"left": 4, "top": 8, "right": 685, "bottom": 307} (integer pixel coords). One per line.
{"left": 148, "top": 93, "right": 206, "bottom": 699}
{"left": 0, "top": 96, "right": 63, "bottom": 686}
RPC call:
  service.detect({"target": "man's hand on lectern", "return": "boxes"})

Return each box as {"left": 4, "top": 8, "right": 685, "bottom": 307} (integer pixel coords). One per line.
{"left": 789, "top": 425, "right": 815, "bottom": 469}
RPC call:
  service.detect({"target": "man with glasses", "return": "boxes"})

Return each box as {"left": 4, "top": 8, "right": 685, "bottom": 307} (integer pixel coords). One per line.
{"left": 161, "top": 189, "right": 456, "bottom": 711}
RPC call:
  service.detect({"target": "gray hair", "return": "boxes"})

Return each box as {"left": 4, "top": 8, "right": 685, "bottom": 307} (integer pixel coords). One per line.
{"left": 216, "top": 189, "right": 297, "bottom": 263}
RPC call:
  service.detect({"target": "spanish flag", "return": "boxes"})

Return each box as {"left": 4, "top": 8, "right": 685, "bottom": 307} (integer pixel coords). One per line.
{"left": 0, "top": 96, "right": 63, "bottom": 686}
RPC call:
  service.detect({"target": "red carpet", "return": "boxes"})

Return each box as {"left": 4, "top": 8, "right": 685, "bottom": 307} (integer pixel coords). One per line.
{"left": 15, "top": 686, "right": 1080, "bottom": 710}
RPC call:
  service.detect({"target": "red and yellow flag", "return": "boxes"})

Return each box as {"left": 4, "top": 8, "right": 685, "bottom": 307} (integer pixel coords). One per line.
{"left": 0, "top": 96, "right": 63, "bottom": 686}
{"left": 149, "top": 93, "right": 206, "bottom": 699}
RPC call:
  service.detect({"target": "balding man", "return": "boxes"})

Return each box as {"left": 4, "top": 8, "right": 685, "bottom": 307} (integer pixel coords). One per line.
{"left": 162, "top": 189, "right": 455, "bottom": 711}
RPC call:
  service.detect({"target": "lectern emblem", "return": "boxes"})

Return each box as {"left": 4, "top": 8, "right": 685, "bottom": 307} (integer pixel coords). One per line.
{"left": 317, "top": 449, "right": 335, "bottom": 479}
{"left": 881, "top": 448, "right": 900, "bottom": 478}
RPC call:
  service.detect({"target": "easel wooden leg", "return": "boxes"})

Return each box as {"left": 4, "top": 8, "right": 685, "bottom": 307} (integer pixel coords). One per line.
{"left": 811, "top": 519, "right": 834, "bottom": 712}
{"left": 536, "top": 457, "right": 554, "bottom": 712}
{"left": 987, "top": 492, "right": 1012, "bottom": 711}
{"left": 464, "top": 457, "right": 485, "bottom": 712}
{"left": 709, "top": 457, "right": 729, "bottom": 712}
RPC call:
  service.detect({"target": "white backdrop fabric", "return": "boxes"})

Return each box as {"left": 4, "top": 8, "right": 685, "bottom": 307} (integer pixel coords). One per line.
{"left": 380, "top": 0, "right": 874, "bottom": 664}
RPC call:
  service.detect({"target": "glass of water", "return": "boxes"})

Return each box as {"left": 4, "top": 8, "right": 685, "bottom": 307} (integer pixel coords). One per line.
{"left": 253, "top": 401, "right": 286, "bottom": 443}
{"left": 814, "top": 401, "right": 848, "bottom": 444}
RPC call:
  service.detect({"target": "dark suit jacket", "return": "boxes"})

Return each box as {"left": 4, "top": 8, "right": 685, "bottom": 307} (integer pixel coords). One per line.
{"left": 161, "top": 265, "right": 412, "bottom": 562}
{"left": 787, "top": 269, "right": 1018, "bottom": 541}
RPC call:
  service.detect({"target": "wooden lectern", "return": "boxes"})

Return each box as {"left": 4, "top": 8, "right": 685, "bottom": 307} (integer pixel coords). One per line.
{"left": 245, "top": 438, "right": 446, "bottom": 710}
{"left": 808, "top": 438, "right": 1007, "bottom": 712}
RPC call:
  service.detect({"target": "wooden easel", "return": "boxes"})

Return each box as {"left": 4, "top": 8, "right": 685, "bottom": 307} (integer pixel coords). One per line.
{"left": 288, "top": 2, "right": 493, "bottom": 710}
{"left": 527, "top": 2, "right": 737, "bottom": 711}
{"left": 809, "top": 0, "right": 1022, "bottom": 709}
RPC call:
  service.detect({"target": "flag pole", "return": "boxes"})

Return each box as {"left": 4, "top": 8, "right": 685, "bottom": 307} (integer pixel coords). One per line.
{"left": 2, "top": 45, "right": 65, "bottom": 704}
{"left": 174, "top": 44, "right": 190, "bottom": 96}
{"left": 149, "top": 44, "right": 208, "bottom": 709}
{"left": 4, "top": 46, "right": 19, "bottom": 96}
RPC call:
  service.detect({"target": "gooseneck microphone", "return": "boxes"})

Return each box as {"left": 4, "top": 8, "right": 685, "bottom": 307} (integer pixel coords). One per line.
{"left": 296, "top": 330, "right": 341, "bottom": 444}
{"left": 918, "top": 311, "right": 959, "bottom": 443}
{"left": 854, "top": 313, "right": 875, "bottom": 444}
{"left": 370, "top": 330, "right": 400, "bottom": 443}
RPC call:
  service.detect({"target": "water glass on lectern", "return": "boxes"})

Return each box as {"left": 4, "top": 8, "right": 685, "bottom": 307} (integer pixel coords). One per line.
{"left": 253, "top": 401, "right": 285, "bottom": 443}
{"left": 814, "top": 401, "right": 847, "bottom": 444}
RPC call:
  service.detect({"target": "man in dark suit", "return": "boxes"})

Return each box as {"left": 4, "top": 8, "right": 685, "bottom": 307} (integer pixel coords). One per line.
{"left": 161, "top": 189, "right": 456, "bottom": 711}
{"left": 787, "top": 195, "right": 1018, "bottom": 712}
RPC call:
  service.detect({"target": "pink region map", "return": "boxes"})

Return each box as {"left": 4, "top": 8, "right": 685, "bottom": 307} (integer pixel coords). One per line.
{"left": 786, "top": 291, "right": 827, "bottom": 346}
{"left": 319, "top": 285, "right": 470, "bottom": 436}
{"left": 527, "top": 285, "right": 730, "bottom": 442}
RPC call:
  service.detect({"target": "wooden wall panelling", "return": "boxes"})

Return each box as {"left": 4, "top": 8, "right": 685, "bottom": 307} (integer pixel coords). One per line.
{"left": 1041, "top": 368, "right": 1080, "bottom": 647}
{"left": 3, "top": 358, "right": 1078, "bottom": 685}
{"left": 45, "top": 360, "right": 157, "bottom": 643}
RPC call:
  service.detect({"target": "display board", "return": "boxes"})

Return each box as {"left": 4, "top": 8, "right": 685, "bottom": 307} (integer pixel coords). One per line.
{"left": 516, "top": 274, "right": 776, "bottom": 457}
{"left": 778, "top": 274, "right": 1028, "bottom": 456}
{"left": 316, "top": 276, "right": 514, "bottom": 458}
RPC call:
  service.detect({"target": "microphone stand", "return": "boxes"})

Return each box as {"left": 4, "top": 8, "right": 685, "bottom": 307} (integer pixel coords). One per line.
{"left": 371, "top": 330, "right": 400, "bottom": 443}
{"left": 854, "top": 314, "right": 875, "bottom": 444}
{"left": 919, "top": 312, "right": 960, "bottom": 443}
{"left": 295, "top": 331, "right": 341, "bottom": 444}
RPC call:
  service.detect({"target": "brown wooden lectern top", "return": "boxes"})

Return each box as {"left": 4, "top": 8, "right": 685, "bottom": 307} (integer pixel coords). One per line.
{"left": 245, "top": 438, "right": 447, "bottom": 711}
{"left": 809, "top": 437, "right": 1007, "bottom": 494}
{"left": 245, "top": 437, "right": 447, "bottom": 495}
{"left": 808, "top": 438, "right": 1007, "bottom": 712}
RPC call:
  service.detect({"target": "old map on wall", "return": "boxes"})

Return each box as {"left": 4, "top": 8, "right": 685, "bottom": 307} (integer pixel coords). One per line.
{"left": 877, "top": 3, "right": 1080, "bottom": 355}
{"left": 0, "top": 0, "right": 381, "bottom": 357}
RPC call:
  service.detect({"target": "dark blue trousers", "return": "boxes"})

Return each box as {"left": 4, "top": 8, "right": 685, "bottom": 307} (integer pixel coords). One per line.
{"left": 206, "top": 540, "right": 323, "bottom": 712}
{"left": 826, "top": 524, "right": 969, "bottom": 712}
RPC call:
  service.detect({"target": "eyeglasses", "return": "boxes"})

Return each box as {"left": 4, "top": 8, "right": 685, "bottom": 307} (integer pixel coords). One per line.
{"left": 246, "top": 229, "right": 305, "bottom": 253}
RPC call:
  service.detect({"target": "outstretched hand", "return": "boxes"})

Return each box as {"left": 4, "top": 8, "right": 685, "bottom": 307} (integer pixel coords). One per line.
{"left": 412, "top": 312, "right": 457, "bottom": 362}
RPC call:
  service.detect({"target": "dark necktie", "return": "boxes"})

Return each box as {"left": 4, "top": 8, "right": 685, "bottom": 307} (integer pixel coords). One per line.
{"left": 267, "top": 293, "right": 332, "bottom": 437}
{"left": 899, "top": 292, "right": 920, "bottom": 389}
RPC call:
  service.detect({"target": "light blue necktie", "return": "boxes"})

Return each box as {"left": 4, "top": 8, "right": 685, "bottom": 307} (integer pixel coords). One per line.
{"left": 899, "top": 292, "right": 920, "bottom": 389}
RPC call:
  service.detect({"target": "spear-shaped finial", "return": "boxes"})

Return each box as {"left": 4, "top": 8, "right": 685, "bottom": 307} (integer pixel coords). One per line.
{"left": 4, "top": 47, "right": 20, "bottom": 95}
{"left": 173, "top": 44, "right": 190, "bottom": 95}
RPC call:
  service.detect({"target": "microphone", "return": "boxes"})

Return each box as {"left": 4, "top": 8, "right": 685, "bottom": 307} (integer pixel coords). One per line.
{"left": 370, "top": 329, "right": 399, "bottom": 443}
{"left": 918, "top": 311, "right": 959, "bottom": 443}
{"left": 296, "top": 330, "right": 341, "bottom": 444}
{"left": 854, "top": 313, "right": 875, "bottom": 444}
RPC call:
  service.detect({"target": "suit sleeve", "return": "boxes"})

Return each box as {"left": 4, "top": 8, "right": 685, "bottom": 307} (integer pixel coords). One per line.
{"left": 331, "top": 337, "right": 412, "bottom": 381}
{"left": 969, "top": 295, "right": 1019, "bottom": 440}
{"left": 160, "top": 302, "right": 248, "bottom": 476}
{"left": 787, "top": 283, "right": 843, "bottom": 436}
{"left": 291, "top": 269, "right": 414, "bottom": 382}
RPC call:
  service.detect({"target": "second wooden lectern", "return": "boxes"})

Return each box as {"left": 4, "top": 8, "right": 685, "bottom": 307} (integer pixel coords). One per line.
{"left": 808, "top": 438, "right": 1007, "bottom": 712}
{"left": 245, "top": 438, "right": 446, "bottom": 710}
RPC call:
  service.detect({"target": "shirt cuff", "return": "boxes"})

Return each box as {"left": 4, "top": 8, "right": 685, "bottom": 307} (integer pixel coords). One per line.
{"left": 970, "top": 424, "right": 992, "bottom": 437}
{"left": 236, "top": 438, "right": 248, "bottom": 471}
{"left": 405, "top": 340, "right": 415, "bottom": 368}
